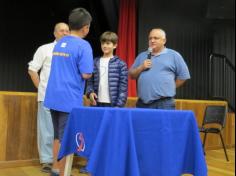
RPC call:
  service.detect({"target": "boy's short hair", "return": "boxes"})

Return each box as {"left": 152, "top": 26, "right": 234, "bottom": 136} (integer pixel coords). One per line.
{"left": 100, "top": 31, "right": 118, "bottom": 44}
{"left": 69, "top": 8, "right": 92, "bottom": 30}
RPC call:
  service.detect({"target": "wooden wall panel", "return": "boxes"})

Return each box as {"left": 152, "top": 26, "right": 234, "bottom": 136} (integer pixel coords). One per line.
{"left": 0, "top": 92, "right": 234, "bottom": 166}
{"left": 0, "top": 95, "right": 8, "bottom": 160}
{"left": 6, "top": 95, "right": 21, "bottom": 160}
{"left": 0, "top": 92, "right": 38, "bottom": 162}
{"left": 19, "top": 96, "right": 38, "bottom": 160}
{"left": 225, "top": 113, "right": 235, "bottom": 147}
{"left": 5, "top": 95, "right": 38, "bottom": 160}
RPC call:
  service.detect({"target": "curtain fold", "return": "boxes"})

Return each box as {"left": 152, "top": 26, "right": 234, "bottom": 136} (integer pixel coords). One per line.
{"left": 116, "top": 0, "right": 137, "bottom": 97}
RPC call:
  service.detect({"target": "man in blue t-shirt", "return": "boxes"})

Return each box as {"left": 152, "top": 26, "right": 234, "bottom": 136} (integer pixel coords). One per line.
{"left": 44, "top": 8, "right": 93, "bottom": 176}
{"left": 129, "top": 28, "right": 190, "bottom": 109}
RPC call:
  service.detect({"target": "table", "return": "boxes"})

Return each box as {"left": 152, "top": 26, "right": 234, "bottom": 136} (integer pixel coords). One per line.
{"left": 59, "top": 107, "right": 207, "bottom": 176}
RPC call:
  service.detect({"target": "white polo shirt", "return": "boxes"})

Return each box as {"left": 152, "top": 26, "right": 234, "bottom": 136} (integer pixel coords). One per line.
{"left": 28, "top": 41, "right": 56, "bottom": 101}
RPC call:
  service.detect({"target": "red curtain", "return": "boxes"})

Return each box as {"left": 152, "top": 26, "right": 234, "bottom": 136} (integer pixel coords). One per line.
{"left": 116, "top": 0, "right": 137, "bottom": 97}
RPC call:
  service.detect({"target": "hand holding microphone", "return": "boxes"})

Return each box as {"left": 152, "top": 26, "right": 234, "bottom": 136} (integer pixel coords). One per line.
{"left": 142, "top": 47, "right": 153, "bottom": 70}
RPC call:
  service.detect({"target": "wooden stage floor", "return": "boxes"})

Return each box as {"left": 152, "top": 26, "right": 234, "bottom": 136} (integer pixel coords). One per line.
{"left": 0, "top": 148, "right": 234, "bottom": 176}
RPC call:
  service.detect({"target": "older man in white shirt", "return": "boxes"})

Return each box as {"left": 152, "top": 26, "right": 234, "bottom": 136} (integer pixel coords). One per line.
{"left": 28, "top": 22, "right": 69, "bottom": 173}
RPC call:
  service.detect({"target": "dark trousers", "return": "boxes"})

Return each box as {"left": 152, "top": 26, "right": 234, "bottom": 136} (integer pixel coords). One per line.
{"left": 97, "top": 102, "right": 112, "bottom": 107}
{"left": 50, "top": 110, "right": 69, "bottom": 141}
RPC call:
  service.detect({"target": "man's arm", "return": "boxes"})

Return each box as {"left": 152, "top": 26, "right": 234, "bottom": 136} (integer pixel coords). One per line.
{"left": 176, "top": 79, "right": 186, "bottom": 88}
{"left": 82, "top": 73, "right": 92, "bottom": 80}
{"left": 129, "top": 60, "right": 152, "bottom": 79}
{"left": 28, "top": 45, "right": 45, "bottom": 89}
{"left": 28, "top": 70, "right": 40, "bottom": 88}
{"left": 129, "top": 65, "right": 145, "bottom": 79}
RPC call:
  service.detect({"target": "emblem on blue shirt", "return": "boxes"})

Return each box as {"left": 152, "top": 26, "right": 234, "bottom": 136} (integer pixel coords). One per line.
{"left": 61, "top": 42, "right": 67, "bottom": 48}
{"left": 76, "top": 132, "right": 85, "bottom": 152}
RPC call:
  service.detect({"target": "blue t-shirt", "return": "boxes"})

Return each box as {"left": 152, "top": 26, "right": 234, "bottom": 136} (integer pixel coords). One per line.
{"left": 44, "top": 36, "right": 93, "bottom": 112}
{"left": 131, "top": 48, "right": 190, "bottom": 103}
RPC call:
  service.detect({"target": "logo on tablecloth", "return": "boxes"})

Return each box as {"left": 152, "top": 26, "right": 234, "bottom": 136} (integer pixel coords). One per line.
{"left": 76, "top": 132, "right": 85, "bottom": 152}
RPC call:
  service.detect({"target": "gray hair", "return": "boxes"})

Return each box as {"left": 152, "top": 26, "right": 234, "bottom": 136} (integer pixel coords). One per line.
{"left": 150, "top": 28, "right": 166, "bottom": 39}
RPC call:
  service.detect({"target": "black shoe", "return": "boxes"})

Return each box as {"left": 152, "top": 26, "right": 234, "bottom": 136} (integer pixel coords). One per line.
{"left": 79, "top": 166, "right": 88, "bottom": 173}
{"left": 41, "top": 163, "right": 52, "bottom": 173}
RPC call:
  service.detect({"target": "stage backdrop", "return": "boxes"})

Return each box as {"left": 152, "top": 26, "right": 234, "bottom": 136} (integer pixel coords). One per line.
{"left": 0, "top": 0, "right": 234, "bottom": 109}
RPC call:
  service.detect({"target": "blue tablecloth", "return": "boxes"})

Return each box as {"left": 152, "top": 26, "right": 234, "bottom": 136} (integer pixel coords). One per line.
{"left": 59, "top": 107, "right": 207, "bottom": 176}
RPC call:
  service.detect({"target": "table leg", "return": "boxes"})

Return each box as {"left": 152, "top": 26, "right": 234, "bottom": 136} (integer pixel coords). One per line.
{"left": 64, "top": 154, "right": 74, "bottom": 176}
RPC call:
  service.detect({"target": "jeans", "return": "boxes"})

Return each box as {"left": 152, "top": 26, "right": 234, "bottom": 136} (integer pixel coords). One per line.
{"left": 37, "top": 102, "right": 54, "bottom": 163}
{"left": 136, "top": 97, "right": 175, "bottom": 110}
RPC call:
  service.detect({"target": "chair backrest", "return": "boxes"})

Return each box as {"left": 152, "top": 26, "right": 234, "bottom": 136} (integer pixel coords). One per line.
{"left": 202, "top": 105, "right": 227, "bottom": 128}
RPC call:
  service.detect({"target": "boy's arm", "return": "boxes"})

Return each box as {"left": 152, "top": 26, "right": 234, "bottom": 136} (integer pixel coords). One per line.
{"left": 116, "top": 62, "right": 128, "bottom": 107}
{"left": 82, "top": 73, "right": 92, "bottom": 80}
{"left": 86, "top": 74, "right": 95, "bottom": 98}
{"left": 86, "top": 74, "right": 98, "bottom": 105}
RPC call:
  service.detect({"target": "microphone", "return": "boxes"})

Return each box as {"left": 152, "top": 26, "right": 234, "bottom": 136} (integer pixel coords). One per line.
{"left": 147, "top": 47, "right": 153, "bottom": 59}
{"left": 144, "top": 47, "right": 153, "bottom": 71}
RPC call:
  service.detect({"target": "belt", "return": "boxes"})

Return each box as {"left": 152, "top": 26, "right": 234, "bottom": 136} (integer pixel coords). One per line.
{"left": 159, "top": 97, "right": 173, "bottom": 100}
{"left": 139, "top": 97, "right": 173, "bottom": 105}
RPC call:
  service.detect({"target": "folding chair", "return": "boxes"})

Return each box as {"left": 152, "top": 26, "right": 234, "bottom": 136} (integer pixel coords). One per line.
{"left": 199, "top": 105, "right": 229, "bottom": 161}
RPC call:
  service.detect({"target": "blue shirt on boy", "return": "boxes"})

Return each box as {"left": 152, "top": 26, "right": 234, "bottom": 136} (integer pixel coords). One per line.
{"left": 44, "top": 36, "right": 93, "bottom": 112}
{"left": 131, "top": 48, "right": 190, "bottom": 104}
